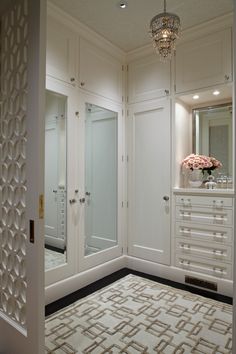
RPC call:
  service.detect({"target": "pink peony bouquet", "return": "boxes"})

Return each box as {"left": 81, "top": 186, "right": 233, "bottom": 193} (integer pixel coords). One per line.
{"left": 181, "top": 154, "right": 222, "bottom": 174}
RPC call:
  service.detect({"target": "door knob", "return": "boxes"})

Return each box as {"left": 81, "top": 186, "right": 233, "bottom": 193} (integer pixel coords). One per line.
{"left": 69, "top": 198, "right": 76, "bottom": 204}
{"left": 163, "top": 196, "right": 169, "bottom": 201}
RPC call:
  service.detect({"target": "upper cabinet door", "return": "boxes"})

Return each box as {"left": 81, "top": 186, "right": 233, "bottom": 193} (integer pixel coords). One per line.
{"left": 46, "top": 16, "right": 77, "bottom": 84}
{"left": 175, "top": 28, "right": 232, "bottom": 93}
{"left": 128, "top": 54, "right": 171, "bottom": 103}
{"left": 79, "top": 38, "right": 123, "bottom": 103}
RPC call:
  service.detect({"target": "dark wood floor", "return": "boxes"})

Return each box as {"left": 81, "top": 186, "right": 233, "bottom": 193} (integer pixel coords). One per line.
{"left": 45, "top": 268, "right": 233, "bottom": 317}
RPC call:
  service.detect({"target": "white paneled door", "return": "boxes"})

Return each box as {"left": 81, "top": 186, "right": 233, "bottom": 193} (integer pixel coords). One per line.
{"left": 128, "top": 99, "right": 171, "bottom": 265}
{"left": 0, "top": 0, "right": 45, "bottom": 353}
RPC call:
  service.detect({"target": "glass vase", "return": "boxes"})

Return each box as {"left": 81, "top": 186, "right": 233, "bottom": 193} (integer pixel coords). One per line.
{"left": 188, "top": 169, "right": 203, "bottom": 188}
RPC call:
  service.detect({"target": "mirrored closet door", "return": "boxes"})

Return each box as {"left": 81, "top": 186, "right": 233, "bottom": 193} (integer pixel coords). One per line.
{"left": 44, "top": 87, "right": 123, "bottom": 284}
{"left": 77, "top": 97, "right": 123, "bottom": 272}
{"left": 44, "top": 90, "right": 67, "bottom": 271}
{"left": 84, "top": 103, "right": 118, "bottom": 256}
{"left": 44, "top": 79, "right": 77, "bottom": 286}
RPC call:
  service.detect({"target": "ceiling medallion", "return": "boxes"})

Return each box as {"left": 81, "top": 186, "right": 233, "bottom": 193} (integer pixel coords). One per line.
{"left": 150, "top": 0, "right": 181, "bottom": 62}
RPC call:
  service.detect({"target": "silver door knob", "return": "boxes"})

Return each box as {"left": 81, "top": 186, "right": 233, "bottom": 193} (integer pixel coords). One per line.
{"left": 163, "top": 196, "right": 169, "bottom": 201}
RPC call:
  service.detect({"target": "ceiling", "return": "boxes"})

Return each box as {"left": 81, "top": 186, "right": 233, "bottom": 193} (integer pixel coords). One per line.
{"left": 178, "top": 85, "right": 232, "bottom": 107}
{"left": 48, "top": 0, "right": 233, "bottom": 52}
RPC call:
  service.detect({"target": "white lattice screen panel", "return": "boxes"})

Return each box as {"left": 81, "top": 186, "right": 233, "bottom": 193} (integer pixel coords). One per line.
{"left": 0, "top": 0, "right": 28, "bottom": 329}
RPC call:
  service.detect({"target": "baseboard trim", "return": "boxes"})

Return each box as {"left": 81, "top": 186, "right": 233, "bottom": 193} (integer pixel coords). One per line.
{"left": 126, "top": 256, "right": 233, "bottom": 297}
{"left": 45, "top": 255, "right": 127, "bottom": 306}
{"left": 45, "top": 255, "right": 233, "bottom": 314}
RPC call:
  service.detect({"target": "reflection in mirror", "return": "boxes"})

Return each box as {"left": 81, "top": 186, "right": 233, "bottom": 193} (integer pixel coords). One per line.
{"left": 84, "top": 103, "right": 118, "bottom": 256}
{"left": 193, "top": 102, "right": 232, "bottom": 180}
{"left": 44, "top": 90, "right": 67, "bottom": 270}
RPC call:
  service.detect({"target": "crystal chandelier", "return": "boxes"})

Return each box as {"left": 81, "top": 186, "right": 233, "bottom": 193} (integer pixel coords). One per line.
{"left": 150, "top": 0, "right": 181, "bottom": 61}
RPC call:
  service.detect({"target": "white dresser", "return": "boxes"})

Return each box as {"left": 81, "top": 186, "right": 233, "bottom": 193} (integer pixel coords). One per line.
{"left": 174, "top": 192, "right": 234, "bottom": 281}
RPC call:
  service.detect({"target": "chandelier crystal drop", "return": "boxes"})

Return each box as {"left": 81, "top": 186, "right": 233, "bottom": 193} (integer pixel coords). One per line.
{"left": 150, "top": 0, "right": 181, "bottom": 62}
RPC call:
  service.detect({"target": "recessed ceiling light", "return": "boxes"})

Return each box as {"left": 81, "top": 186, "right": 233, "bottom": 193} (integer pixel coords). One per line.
{"left": 193, "top": 95, "right": 199, "bottom": 100}
{"left": 213, "top": 90, "right": 220, "bottom": 96}
{"left": 119, "top": 1, "right": 127, "bottom": 9}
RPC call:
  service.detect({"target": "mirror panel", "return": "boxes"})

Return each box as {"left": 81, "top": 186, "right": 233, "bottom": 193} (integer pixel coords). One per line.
{"left": 45, "top": 90, "right": 67, "bottom": 270}
{"left": 84, "top": 103, "right": 118, "bottom": 256}
{"left": 193, "top": 102, "right": 232, "bottom": 178}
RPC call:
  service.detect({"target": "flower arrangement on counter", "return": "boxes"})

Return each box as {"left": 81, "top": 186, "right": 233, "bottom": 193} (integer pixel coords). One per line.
{"left": 181, "top": 154, "right": 222, "bottom": 174}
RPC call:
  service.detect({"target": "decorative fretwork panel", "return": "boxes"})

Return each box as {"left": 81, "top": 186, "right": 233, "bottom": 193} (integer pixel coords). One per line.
{"left": 0, "top": 0, "right": 28, "bottom": 329}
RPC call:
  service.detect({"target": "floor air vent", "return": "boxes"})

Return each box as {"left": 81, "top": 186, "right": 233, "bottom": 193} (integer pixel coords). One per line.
{"left": 185, "top": 275, "right": 217, "bottom": 291}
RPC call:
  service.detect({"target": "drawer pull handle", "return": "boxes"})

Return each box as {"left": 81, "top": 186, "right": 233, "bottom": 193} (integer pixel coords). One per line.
{"left": 213, "top": 200, "right": 224, "bottom": 209}
{"left": 180, "top": 244, "right": 190, "bottom": 250}
{"left": 180, "top": 260, "right": 190, "bottom": 266}
{"left": 180, "top": 198, "right": 191, "bottom": 206}
{"left": 213, "top": 267, "right": 224, "bottom": 274}
{"left": 213, "top": 249, "right": 224, "bottom": 256}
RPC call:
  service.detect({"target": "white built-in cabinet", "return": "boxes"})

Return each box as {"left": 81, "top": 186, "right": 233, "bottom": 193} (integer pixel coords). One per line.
{"left": 175, "top": 28, "right": 232, "bottom": 93}
{"left": 46, "top": 15, "right": 77, "bottom": 85}
{"left": 45, "top": 10, "right": 124, "bottom": 286}
{"left": 128, "top": 54, "right": 171, "bottom": 103}
{"left": 46, "top": 15, "right": 123, "bottom": 103}
{"left": 126, "top": 52, "right": 172, "bottom": 266}
{"left": 79, "top": 38, "right": 123, "bottom": 102}
{"left": 174, "top": 194, "right": 234, "bottom": 280}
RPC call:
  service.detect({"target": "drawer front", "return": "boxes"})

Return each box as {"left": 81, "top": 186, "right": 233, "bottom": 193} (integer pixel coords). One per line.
{"left": 175, "top": 254, "right": 232, "bottom": 280}
{"left": 176, "top": 206, "right": 233, "bottom": 226}
{"left": 176, "top": 195, "right": 233, "bottom": 208}
{"left": 176, "top": 238, "right": 232, "bottom": 262}
{"left": 176, "top": 222, "right": 232, "bottom": 244}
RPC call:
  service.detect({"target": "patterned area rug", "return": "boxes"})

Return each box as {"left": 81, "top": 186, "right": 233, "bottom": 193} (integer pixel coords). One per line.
{"left": 45, "top": 274, "right": 232, "bottom": 353}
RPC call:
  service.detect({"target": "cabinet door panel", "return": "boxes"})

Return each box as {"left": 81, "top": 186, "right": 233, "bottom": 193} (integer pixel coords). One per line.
{"left": 176, "top": 28, "right": 232, "bottom": 93}
{"left": 46, "top": 16, "right": 76, "bottom": 84}
{"left": 128, "top": 55, "right": 170, "bottom": 103}
{"left": 79, "top": 38, "right": 123, "bottom": 102}
{"left": 128, "top": 99, "right": 171, "bottom": 265}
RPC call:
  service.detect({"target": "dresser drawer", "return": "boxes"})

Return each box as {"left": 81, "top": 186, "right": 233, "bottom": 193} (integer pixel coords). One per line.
{"left": 176, "top": 206, "right": 233, "bottom": 226}
{"left": 176, "top": 222, "right": 232, "bottom": 244}
{"left": 175, "top": 254, "right": 232, "bottom": 279}
{"left": 176, "top": 195, "right": 233, "bottom": 209}
{"left": 176, "top": 238, "right": 232, "bottom": 262}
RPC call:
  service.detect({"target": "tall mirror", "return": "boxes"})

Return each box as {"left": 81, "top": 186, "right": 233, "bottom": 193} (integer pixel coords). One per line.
{"left": 193, "top": 102, "right": 232, "bottom": 180}
{"left": 44, "top": 90, "right": 67, "bottom": 270}
{"left": 84, "top": 103, "right": 118, "bottom": 256}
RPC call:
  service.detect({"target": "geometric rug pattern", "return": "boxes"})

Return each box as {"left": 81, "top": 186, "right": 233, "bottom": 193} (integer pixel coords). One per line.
{"left": 45, "top": 274, "right": 232, "bottom": 353}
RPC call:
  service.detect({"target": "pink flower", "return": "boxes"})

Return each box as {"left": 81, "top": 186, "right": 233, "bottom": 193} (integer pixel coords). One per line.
{"left": 181, "top": 154, "right": 221, "bottom": 171}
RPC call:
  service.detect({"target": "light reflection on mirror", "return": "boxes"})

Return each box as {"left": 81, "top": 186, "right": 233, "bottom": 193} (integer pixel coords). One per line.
{"left": 44, "top": 90, "right": 67, "bottom": 271}
{"left": 193, "top": 102, "right": 232, "bottom": 179}
{"left": 84, "top": 103, "right": 118, "bottom": 256}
